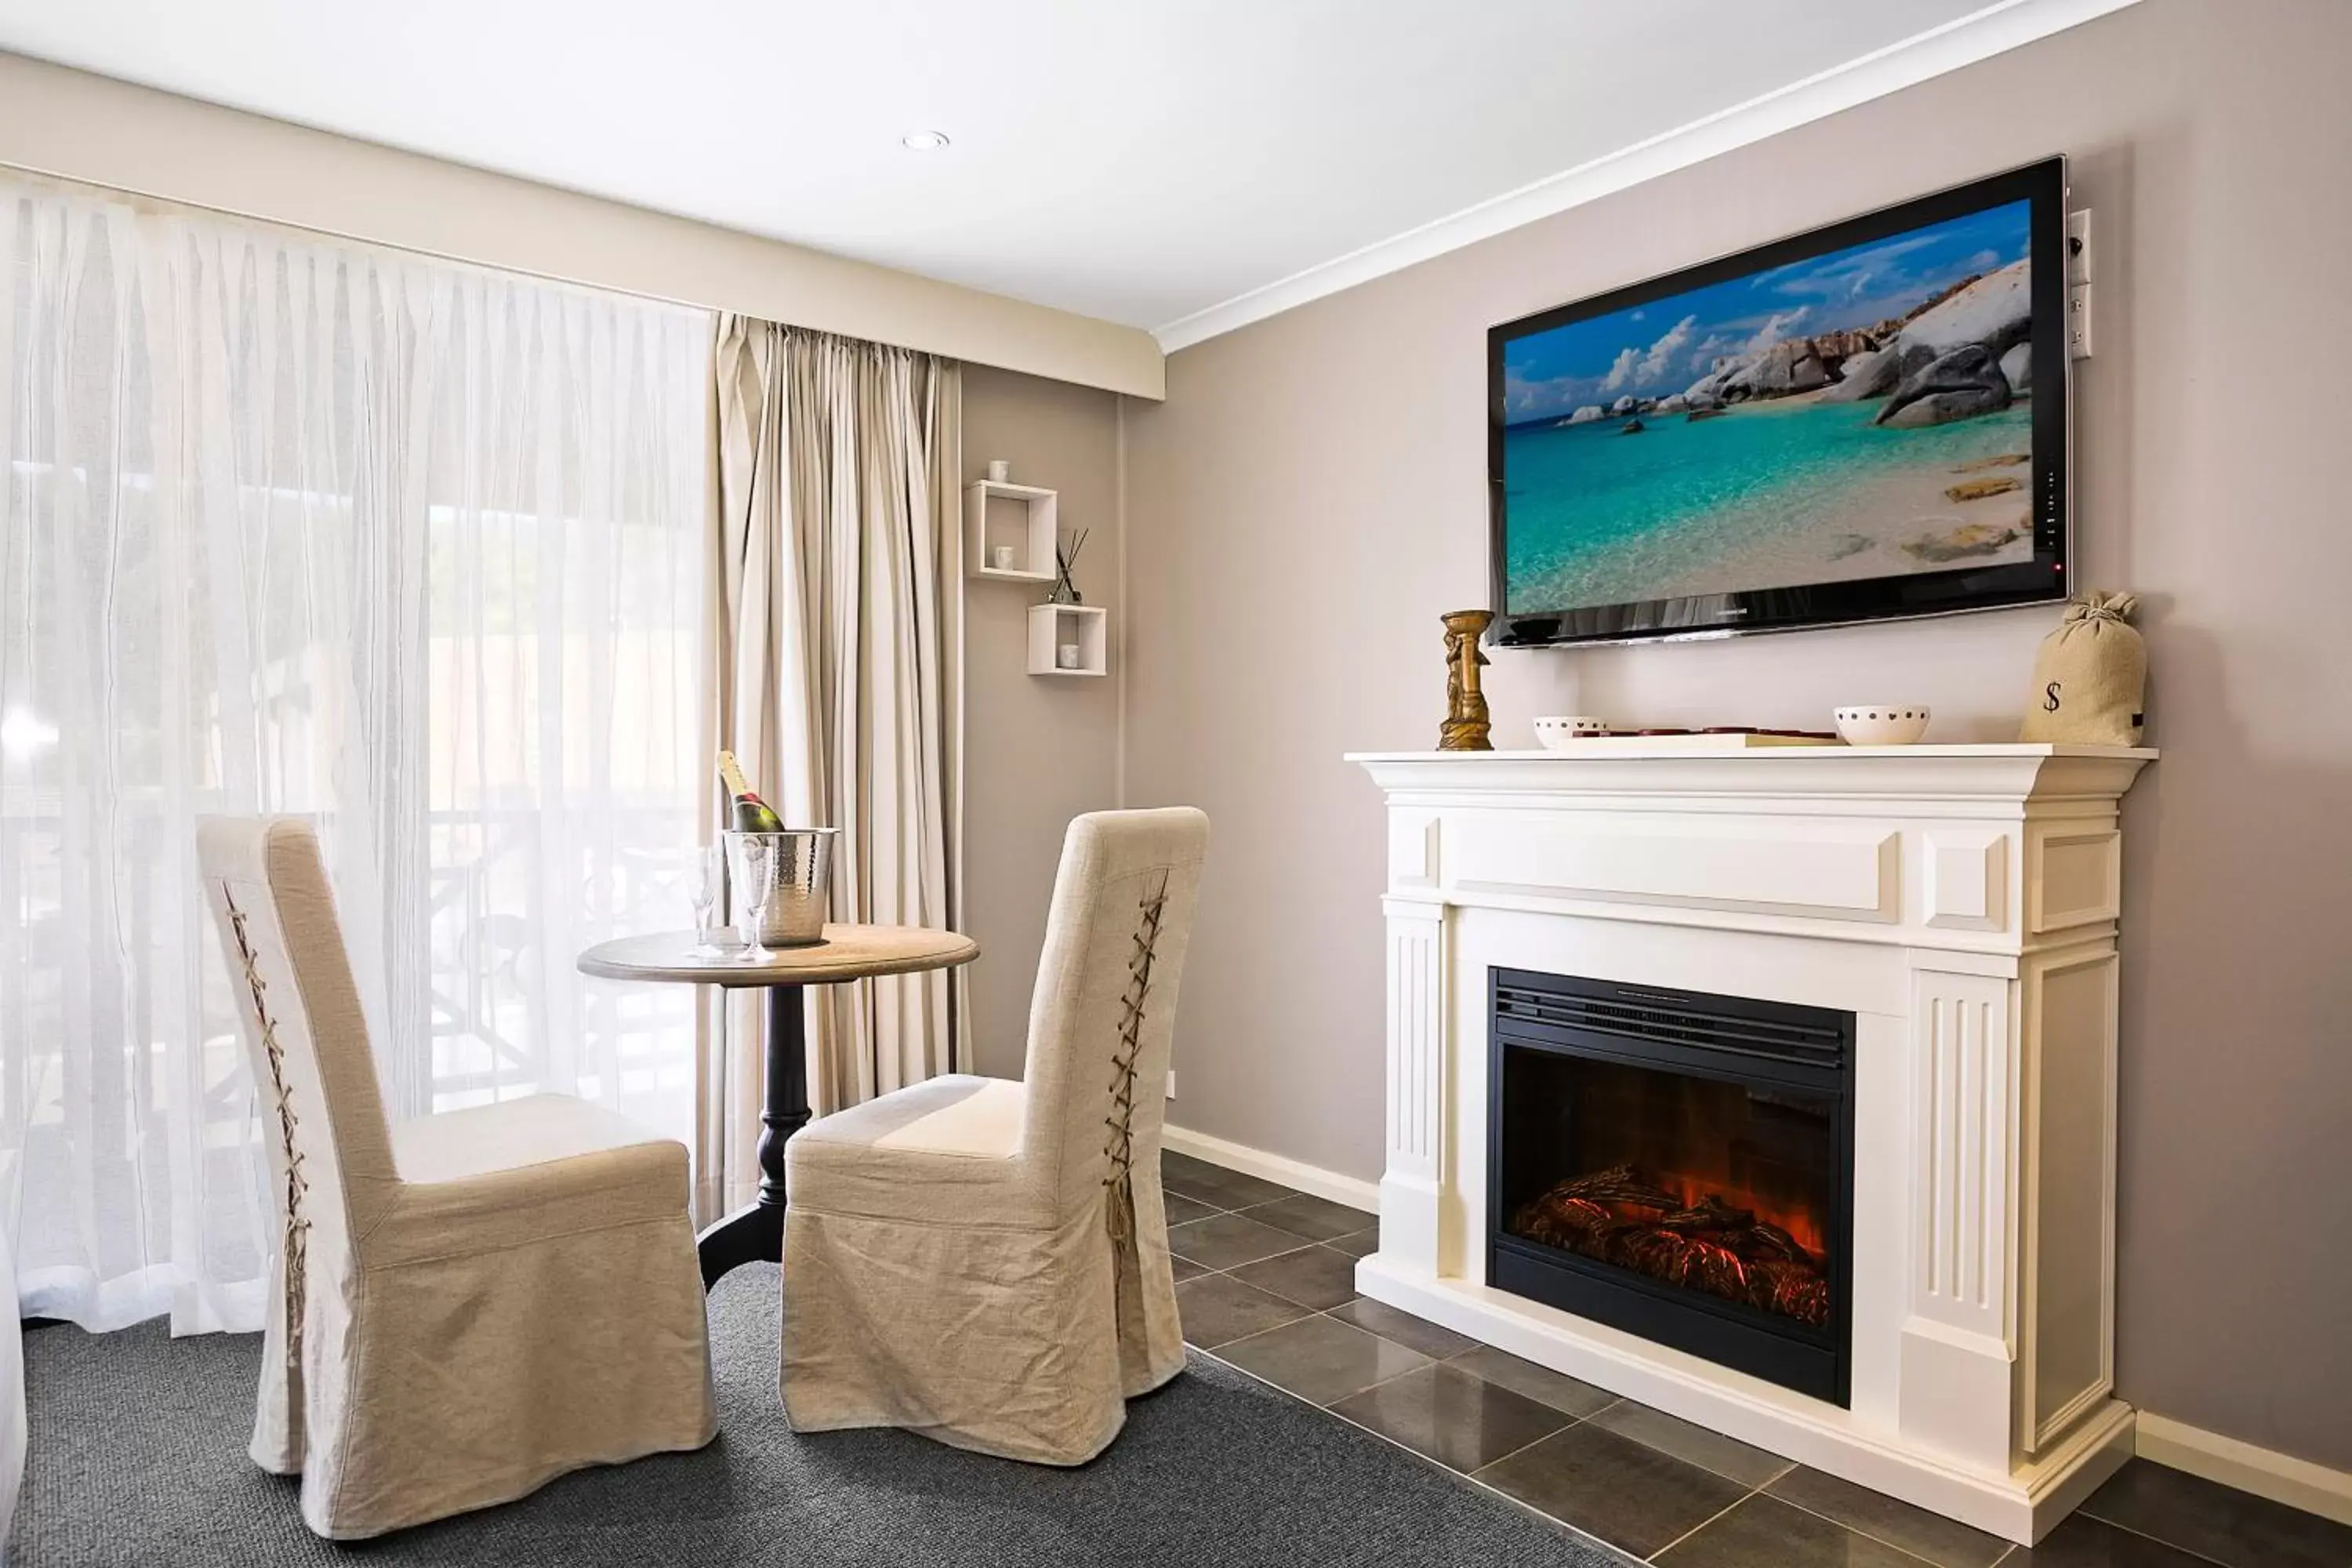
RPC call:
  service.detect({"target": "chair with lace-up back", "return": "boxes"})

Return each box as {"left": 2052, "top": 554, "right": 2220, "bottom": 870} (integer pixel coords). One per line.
{"left": 779, "top": 807, "right": 1209, "bottom": 1465}
{"left": 195, "top": 815, "right": 716, "bottom": 1539}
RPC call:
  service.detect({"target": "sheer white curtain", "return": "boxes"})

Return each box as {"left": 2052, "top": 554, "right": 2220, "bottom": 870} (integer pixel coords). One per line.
{"left": 0, "top": 172, "right": 711, "bottom": 1336}
{"left": 0, "top": 1232, "right": 19, "bottom": 1548}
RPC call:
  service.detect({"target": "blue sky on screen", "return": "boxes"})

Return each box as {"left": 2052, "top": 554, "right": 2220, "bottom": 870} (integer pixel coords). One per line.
{"left": 1503, "top": 200, "right": 2028, "bottom": 423}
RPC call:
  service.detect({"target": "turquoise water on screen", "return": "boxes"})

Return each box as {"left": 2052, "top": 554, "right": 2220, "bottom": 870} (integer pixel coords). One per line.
{"left": 1501, "top": 400, "right": 2033, "bottom": 612}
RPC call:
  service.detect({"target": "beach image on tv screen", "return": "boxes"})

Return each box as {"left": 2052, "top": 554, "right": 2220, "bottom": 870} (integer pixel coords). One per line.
{"left": 1500, "top": 200, "right": 2035, "bottom": 614}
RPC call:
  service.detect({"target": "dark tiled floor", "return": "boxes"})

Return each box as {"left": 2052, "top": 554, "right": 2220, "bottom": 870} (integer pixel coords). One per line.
{"left": 1446, "top": 1343, "right": 1617, "bottom": 1419}
{"left": 1166, "top": 1210, "right": 1314, "bottom": 1270}
{"left": 1659, "top": 1494, "right": 1928, "bottom": 1566}
{"left": 1161, "top": 1190, "right": 1220, "bottom": 1228}
{"left": 1161, "top": 1150, "right": 2352, "bottom": 1567}
{"left": 1479, "top": 1421, "right": 1750, "bottom": 1559}
{"left": 1765, "top": 1465, "right": 2009, "bottom": 1566}
{"left": 1172, "top": 1272, "right": 1315, "bottom": 1348}
{"left": 2008, "top": 1514, "right": 2216, "bottom": 1566}
{"left": 1323, "top": 1296, "right": 1475, "bottom": 1359}
{"left": 1215, "top": 1313, "right": 1430, "bottom": 1406}
{"left": 1227, "top": 1240, "right": 1362, "bottom": 1309}
{"left": 1329, "top": 1362, "right": 1571, "bottom": 1472}
{"left": 2071, "top": 1460, "right": 2352, "bottom": 1568}
{"left": 1586, "top": 1400, "right": 1791, "bottom": 1489}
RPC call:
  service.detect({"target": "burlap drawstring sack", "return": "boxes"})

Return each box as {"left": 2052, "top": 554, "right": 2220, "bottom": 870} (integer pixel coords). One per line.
{"left": 2020, "top": 592, "right": 2146, "bottom": 745}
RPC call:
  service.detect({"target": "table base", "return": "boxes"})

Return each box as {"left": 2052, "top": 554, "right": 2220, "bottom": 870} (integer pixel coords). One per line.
{"left": 697, "top": 1201, "right": 784, "bottom": 1288}
{"left": 698, "top": 982, "right": 808, "bottom": 1288}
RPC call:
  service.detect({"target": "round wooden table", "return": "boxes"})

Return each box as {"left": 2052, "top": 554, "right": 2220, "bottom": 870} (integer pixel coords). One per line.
{"left": 577, "top": 925, "right": 978, "bottom": 1288}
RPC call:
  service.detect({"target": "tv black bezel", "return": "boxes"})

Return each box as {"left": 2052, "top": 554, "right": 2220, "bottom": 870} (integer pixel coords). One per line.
{"left": 1487, "top": 157, "right": 2071, "bottom": 648}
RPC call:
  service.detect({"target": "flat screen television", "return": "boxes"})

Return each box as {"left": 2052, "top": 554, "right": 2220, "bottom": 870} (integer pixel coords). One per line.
{"left": 1490, "top": 158, "right": 2070, "bottom": 647}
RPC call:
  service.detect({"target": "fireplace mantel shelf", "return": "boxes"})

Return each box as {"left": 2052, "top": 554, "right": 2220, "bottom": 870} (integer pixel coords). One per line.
{"left": 1347, "top": 743, "right": 2155, "bottom": 759}
{"left": 1350, "top": 741, "right": 2153, "bottom": 1545}
{"left": 1348, "top": 743, "right": 2155, "bottom": 804}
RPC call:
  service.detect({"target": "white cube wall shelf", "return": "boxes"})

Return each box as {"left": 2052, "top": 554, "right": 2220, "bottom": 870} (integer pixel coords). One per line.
{"left": 965, "top": 481, "right": 1058, "bottom": 582}
{"left": 1028, "top": 604, "right": 1108, "bottom": 677}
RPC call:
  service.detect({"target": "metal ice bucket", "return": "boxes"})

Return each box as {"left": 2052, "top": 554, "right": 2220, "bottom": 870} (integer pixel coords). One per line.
{"left": 724, "top": 828, "right": 838, "bottom": 947}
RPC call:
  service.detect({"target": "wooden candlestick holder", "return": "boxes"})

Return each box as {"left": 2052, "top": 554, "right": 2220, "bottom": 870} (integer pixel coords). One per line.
{"left": 1438, "top": 609, "right": 1494, "bottom": 752}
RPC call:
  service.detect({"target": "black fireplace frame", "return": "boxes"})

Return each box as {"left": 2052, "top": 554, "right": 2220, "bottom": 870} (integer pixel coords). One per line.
{"left": 1486, "top": 967, "right": 1857, "bottom": 1405}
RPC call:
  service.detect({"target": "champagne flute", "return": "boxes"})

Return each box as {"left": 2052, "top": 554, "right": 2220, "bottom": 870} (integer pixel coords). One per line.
{"left": 687, "top": 843, "right": 727, "bottom": 957}
{"left": 730, "top": 833, "right": 779, "bottom": 964}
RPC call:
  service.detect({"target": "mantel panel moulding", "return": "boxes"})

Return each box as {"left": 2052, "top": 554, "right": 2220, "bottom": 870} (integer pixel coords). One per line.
{"left": 1925, "top": 830, "right": 2013, "bottom": 933}
{"left": 1450, "top": 810, "right": 1900, "bottom": 924}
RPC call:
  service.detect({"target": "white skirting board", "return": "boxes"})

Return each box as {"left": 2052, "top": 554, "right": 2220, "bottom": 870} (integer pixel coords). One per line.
{"left": 2136, "top": 1414, "right": 2352, "bottom": 1528}
{"left": 1159, "top": 1125, "right": 1379, "bottom": 1215}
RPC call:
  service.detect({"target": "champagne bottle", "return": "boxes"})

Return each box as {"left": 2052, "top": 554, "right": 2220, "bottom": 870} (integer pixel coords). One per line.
{"left": 717, "top": 750, "right": 785, "bottom": 833}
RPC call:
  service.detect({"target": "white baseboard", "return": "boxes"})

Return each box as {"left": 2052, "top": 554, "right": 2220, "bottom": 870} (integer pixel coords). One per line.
{"left": 1160, "top": 1124, "right": 1379, "bottom": 1215}
{"left": 2135, "top": 1414, "right": 2352, "bottom": 1528}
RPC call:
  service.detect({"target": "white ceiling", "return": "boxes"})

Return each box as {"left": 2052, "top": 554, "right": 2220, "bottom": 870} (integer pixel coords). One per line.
{"left": 0, "top": 0, "right": 2124, "bottom": 343}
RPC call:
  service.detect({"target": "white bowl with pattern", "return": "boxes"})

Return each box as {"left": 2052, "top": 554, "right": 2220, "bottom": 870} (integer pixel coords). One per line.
{"left": 1832, "top": 705, "right": 1931, "bottom": 746}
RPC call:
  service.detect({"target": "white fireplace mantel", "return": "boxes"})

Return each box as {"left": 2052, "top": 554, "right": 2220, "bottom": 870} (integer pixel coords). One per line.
{"left": 1346, "top": 743, "right": 2154, "bottom": 1545}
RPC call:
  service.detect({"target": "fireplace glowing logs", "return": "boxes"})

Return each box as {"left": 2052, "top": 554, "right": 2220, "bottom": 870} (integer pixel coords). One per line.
{"left": 1509, "top": 1162, "right": 1831, "bottom": 1327}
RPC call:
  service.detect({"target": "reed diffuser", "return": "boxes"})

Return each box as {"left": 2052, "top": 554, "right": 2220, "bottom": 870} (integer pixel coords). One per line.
{"left": 1048, "top": 528, "right": 1089, "bottom": 605}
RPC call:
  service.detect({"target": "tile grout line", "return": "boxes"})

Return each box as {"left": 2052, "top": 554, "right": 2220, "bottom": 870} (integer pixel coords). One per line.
{"left": 1464, "top": 1401, "right": 1619, "bottom": 1483}
{"left": 2065, "top": 1511, "right": 2241, "bottom": 1568}
{"left": 1639, "top": 1484, "right": 1767, "bottom": 1564}
{"left": 1648, "top": 1479, "right": 1959, "bottom": 1568}
{"left": 1755, "top": 1485, "right": 2005, "bottom": 1568}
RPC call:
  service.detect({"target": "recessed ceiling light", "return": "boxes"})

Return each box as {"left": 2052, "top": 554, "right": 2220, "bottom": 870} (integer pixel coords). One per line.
{"left": 902, "top": 130, "right": 951, "bottom": 152}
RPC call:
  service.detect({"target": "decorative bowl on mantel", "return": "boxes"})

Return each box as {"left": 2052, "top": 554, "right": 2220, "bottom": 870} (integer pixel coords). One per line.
{"left": 1833, "top": 705, "right": 1932, "bottom": 746}
{"left": 1532, "top": 717, "right": 1609, "bottom": 750}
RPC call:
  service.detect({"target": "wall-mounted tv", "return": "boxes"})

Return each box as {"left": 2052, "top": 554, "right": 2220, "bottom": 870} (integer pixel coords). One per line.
{"left": 1490, "top": 158, "right": 2070, "bottom": 647}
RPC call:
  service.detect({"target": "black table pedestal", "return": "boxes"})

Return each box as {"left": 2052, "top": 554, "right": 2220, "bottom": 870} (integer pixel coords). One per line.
{"left": 695, "top": 982, "right": 808, "bottom": 1288}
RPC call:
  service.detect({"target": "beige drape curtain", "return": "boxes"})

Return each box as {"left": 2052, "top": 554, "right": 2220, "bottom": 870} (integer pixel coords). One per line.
{"left": 706, "top": 316, "right": 964, "bottom": 1214}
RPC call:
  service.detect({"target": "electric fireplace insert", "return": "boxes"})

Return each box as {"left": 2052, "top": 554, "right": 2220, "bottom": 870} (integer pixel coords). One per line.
{"left": 1488, "top": 968, "right": 1855, "bottom": 1403}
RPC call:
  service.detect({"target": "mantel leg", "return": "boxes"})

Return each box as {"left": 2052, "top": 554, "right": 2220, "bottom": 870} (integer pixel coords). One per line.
{"left": 695, "top": 982, "right": 811, "bottom": 1288}
{"left": 1378, "top": 900, "right": 1448, "bottom": 1278}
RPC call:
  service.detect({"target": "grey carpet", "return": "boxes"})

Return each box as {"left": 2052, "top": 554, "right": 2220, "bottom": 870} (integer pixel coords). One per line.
{"left": 15, "top": 1264, "right": 1627, "bottom": 1566}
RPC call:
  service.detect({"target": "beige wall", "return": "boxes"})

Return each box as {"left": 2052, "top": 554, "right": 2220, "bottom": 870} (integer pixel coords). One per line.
{"left": 960, "top": 367, "right": 1126, "bottom": 1078}
{"left": 1123, "top": 0, "right": 2352, "bottom": 1471}
{"left": 0, "top": 52, "right": 1162, "bottom": 399}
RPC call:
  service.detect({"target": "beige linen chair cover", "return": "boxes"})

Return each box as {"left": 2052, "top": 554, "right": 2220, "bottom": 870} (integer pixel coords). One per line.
{"left": 195, "top": 817, "right": 716, "bottom": 1539}
{"left": 780, "top": 807, "right": 1209, "bottom": 1464}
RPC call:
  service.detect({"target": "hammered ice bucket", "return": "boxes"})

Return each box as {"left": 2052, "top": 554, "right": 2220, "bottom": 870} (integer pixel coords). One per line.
{"left": 725, "top": 828, "right": 838, "bottom": 947}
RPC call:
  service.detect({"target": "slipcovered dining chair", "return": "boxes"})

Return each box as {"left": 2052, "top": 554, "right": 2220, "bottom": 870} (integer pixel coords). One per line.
{"left": 195, "top": 817, "right": 716, "bottom": 1540}
{"left": 781, "top": 807, "right": 1210, "bottom": 1465}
